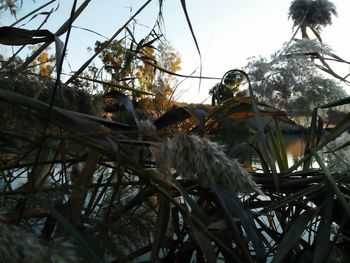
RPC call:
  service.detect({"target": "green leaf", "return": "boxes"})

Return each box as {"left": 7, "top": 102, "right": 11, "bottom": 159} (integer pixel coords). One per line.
{"left": 254, "top": 143, "right": 271, "bottom": 174}
{"left": 267, "top": 123, "right": 288, "bottom": 172}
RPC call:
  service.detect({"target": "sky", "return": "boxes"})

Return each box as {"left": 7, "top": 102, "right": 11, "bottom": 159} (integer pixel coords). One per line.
{"left": 2, "top": 0, "right": 350, "bottom": 104}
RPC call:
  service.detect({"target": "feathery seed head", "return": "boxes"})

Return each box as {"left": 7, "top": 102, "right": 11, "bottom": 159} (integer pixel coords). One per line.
{"left": 159, "top": 133, "right": 263, "bottom": 194}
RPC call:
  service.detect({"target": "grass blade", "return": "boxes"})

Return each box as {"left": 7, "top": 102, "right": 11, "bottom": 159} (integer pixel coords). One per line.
{"left": 154, "top": 106, "right": 205, "bottom": 131}
{"left": 16, "top": 0, "right": 92, "bottom": 73}
{"left": 274, "top": 121, "right": 289, "bottom": 170}
{"left": 173, "top": 180, "right": 211, "bottom": 226}
{"left": 0, "top": 26, "right": 55, "bottom": 45}
{"left": 213, "top": 184, "right": 266, "bottom": 262}
{"left": 272, "top": 208, "right": 317, "bottom": 263}
{"left": 318, "top": 96, "right": 350, "bottom": 109}
{"left": 104, "top": 90, "right": 141, "bottom": 131}
{"left": 32, "top": 196, "right": 104, "bottom": 263}
{"left": 311, "top": 149, "right": 350, "bottom": 218}
{"left": 74, "top": 75, "right": 154, "bottom": 95}
{"left": 189, "top": 222, "right": 217, "bottom": 263}
{"left": 179, "top": 0, "right": 202, "bottom": 89}
{"left": 313, "top": 193, "right": 333, "bottom": 263}
{"left": 65, "top": 0, "right": 152, "bottom": 85}
{"left": 150, "top": 194, "right": 171, "bottom": 262}
{"left": 316, "top": 113, "right": 350, "bottom": 150}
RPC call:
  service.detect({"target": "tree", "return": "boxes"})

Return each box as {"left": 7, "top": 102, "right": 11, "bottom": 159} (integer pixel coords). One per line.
{"left": 0, "top": 0, "right": 19, "bottom": 17}
{"left": 245, "top": 39, "right": 347, "bottom": 123}
{"left": 95, "top": 39, "right": 181, "bottom": 115}
{"left": 95, "top": 39, "right": 133, "bottom": 84}
{"left": 29, "top": 46, "right": 55, "bottom": 76}
{"left": 289, "top": 0, "right": 337, "bottom": 40}
{"left": 209, "top": 71, "right": 244, "bottom": 105}
{"left": 148, "top": 43, "right": 181, "bottom": 113}
{"left": 246, "top": 0, "right": 345, "bottom": 124}
{"left": 0, "top": 0, "right": 36, "bottom": 18}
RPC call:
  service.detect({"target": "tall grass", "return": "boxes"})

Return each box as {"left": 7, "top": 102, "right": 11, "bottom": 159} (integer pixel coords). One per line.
{"left": 0, "top": 1, "right": 350, "bottom": 262}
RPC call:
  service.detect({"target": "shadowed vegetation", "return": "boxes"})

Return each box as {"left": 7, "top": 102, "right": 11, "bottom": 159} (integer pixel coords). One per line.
{"left": 0, "top": 1, "right": 350, "bottom": 263}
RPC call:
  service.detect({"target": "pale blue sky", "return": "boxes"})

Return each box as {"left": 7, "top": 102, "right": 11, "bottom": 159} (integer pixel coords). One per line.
{"left": 2, "top": 0, "right": 350, "bottom": 103}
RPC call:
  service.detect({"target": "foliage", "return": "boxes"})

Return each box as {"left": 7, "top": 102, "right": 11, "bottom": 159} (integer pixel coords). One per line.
{"left": 29, "top": 46, "right": 55, "bottom": 76}
{"left": 2, "top": 80, "right": 350, "bottom": 262}
{"left": 245, "top": 39, "right": 347, "bottom": 122}
{"left": 289, "top": 0, "right": 337, "bottom": 28}
{"left": 0, "top": 0, "right": 21, "bottom": 17}
{"left": 95, "top": 39, "right": 181, "bottom": 115}
{"left": 1, "top": 1, "right": 350, "bottom": 263}
{"left": 209, "top": 71, "right": 244, "bottom": 106}
{"left": 289, "top": 0, "right": 337, "bottom": 39}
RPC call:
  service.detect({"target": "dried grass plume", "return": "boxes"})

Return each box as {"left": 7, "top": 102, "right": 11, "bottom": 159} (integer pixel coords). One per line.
{"left": 159, "top": 133, "right": 263, "bottom": 194}
{"left": 0, "top": 223, "right": 80, "bottom": 263}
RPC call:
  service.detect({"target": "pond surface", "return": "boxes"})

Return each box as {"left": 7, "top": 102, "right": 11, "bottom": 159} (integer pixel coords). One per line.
{"left": 284, "top": 133, "right": 306, "bottom": 167}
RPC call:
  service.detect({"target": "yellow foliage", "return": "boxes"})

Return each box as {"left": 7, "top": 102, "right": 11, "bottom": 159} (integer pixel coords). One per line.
{"left": 30, "top": 46, "right": 54, "bottom": 76}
